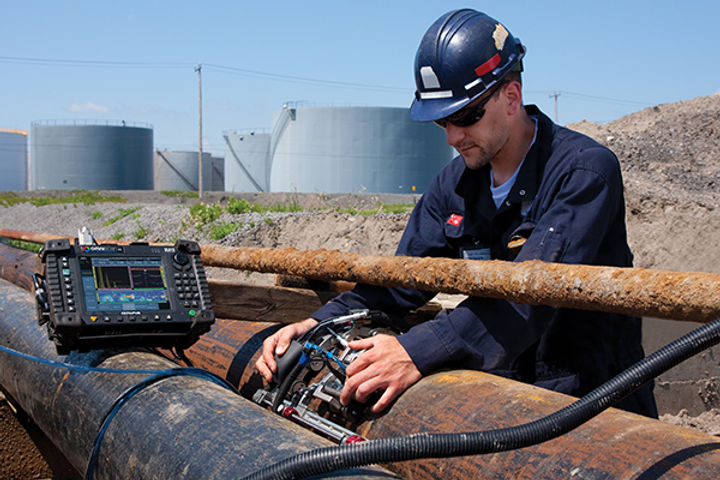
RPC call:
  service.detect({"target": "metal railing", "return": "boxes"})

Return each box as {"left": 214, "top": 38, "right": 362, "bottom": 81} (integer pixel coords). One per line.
{"left": 31, "top": 119, "right": 153, "bottom": 129}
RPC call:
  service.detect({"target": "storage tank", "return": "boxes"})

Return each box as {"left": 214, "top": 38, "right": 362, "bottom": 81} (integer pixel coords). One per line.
{"left": 0, "top": 128, "right": 28, "bottom": 190}
{"left": 154, "top": 150, "right": 214, "bottom": 192}
{"left": 269, "top": 106, "right": 453, "bottom": 194}
{"left": 210, "top": 155, "right": 224, "bottom": 191}
{"left": 223, "top": 130, "right": 270, "bottom": 193}
{"left": 30, "top": 120, "right": 153, "bottom": 190}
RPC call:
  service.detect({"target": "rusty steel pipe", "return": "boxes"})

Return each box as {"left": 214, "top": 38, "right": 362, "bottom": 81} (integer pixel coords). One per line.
{"left": 3, "top": 228, "right": 720, "bottom": 321}
{"left": 0, "top": 241, "right": 38, "bottom": 292}
{"left": 199, "top": 243, "right": 720, "bottom": 322}
{"left": 180, "top": 318, "right": 720, "bottom": 480}
{"left": 0, "top": 229, "right": 72, "bottom": 244}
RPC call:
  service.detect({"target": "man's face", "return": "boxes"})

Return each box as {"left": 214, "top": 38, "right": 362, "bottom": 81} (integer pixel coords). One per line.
{"left": 436, "top": 84, "right": 510, "bottom": 170}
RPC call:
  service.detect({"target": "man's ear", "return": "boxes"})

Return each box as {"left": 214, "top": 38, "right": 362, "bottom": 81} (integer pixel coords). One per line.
{"left": 503, "top": 81, "right": 523, "bottom": 115}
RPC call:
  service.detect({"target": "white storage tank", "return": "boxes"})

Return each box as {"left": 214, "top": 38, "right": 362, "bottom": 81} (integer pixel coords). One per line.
{"left": 223, "top": 130, "right": 270, "bottom": 193}
{"left": 154, "top": 150, "right": 214, "bottom": 192}
{"left": 269, "top": 106, "right": 453, "bottom": 194}
{"left": 210, "top": 155, "right": 224, "bottom": 191}
{"left": 0, "top": 128, "right": 28, "bottom": 190}
{"left": 30, "top": 120, "right": 153, "bottom": 190}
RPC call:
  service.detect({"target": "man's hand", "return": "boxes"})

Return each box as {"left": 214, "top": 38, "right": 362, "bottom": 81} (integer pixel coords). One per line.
{"left": 255, "top": 318, "right": 318, "bottom": 383}
{"left": 340, "top": 334, "right": 421, "bottom": 414}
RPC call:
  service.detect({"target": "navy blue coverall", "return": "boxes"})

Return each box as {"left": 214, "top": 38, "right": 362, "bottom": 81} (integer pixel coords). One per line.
{"left": 312, "top": 106, "right": 658, "bottom": 418}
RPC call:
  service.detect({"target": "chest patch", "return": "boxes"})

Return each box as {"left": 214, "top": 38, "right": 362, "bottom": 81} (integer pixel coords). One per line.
{"left": 447, "top": 214, "right": 463, "bottom": 226}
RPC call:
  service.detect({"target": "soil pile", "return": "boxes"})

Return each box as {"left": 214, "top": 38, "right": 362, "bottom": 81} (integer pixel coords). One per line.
{"left": 571, "top": 94, "right": 720, "bottom": 274}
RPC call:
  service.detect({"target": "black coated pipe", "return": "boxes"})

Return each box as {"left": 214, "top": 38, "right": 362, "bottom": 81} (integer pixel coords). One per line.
{"left": 0, "top": 279, "right": 397, "bottom": 480}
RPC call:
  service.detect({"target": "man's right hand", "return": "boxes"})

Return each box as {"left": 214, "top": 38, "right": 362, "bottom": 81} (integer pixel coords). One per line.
{"left": 255, "top": 318, "right": 318, "bottom": 383}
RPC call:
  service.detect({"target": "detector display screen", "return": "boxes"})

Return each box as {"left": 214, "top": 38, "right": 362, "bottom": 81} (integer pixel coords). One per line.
{"left": 79, "top": 256, "right": 170, "bottom": 312}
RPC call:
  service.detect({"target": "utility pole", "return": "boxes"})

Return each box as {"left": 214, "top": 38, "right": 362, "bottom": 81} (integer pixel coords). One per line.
{"left": 195, "top": 63, "right": 203, "bottom": 199}
{"left": 549, "top": 91, "right": 561, "bottom": 123}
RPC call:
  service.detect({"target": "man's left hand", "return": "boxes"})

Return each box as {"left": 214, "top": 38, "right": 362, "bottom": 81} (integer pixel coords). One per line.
{"left": 340, "top": 334, "right": 422, "bottom": 414}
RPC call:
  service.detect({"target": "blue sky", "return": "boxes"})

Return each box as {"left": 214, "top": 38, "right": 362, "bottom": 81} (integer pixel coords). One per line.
{"left": 1, "top": 1, "right": 718, "bottom": 156}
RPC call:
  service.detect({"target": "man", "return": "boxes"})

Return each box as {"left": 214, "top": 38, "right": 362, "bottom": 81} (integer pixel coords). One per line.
{"left": 257, "top": 9, "right": 658, "bottom": 418}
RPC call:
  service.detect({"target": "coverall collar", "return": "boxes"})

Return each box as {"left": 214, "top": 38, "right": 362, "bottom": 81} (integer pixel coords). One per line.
{"left": 455, "top": 105, "right": 554, "bottom": 214}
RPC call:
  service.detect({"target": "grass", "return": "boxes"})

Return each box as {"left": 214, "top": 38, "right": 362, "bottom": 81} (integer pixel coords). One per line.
{"left": 0, "top": 238, "right": 43, "bottom": 253}
{"left": 104, "top": 206, "right": 142, "bottom": 226}
{"left": 186, "top": 197, "right": 412, "bottom": 242}
{"left": 209, "top": 221, "right": 243, "bottom": 241}
{"left": 0, "top": 190, "right": 126, "bottom": 208}
{"left": 189, "top": 202, "right": 223, "bottom": 228}
{"left": 226, "top": 197, "right": 302, "bottom": 214}
{"left": 160, "top": 190, "right": 199, "bottom": 199}
{"left": 336, "top": 203, "right": 414, "bottom": 216}
{"left": 134, "top": 224, "right": 148, "bottom": 239}
{"left": 381, "top": 203, "right": 415, "bottom": 214}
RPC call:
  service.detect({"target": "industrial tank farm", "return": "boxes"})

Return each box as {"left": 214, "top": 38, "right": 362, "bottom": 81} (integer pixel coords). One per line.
{"left": 30, "top": 120, "right": 153, "bottom": 190}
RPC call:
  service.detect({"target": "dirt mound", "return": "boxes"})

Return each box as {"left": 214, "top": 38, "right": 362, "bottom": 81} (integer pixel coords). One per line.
{"left": 570, "top": 93, "right": 720, "bottom": 205}
{"left": 570, "top": 94, "right": 720, "bottom": 274}
{"left": 220, "top": 211, "right": 408, "bottom": 255}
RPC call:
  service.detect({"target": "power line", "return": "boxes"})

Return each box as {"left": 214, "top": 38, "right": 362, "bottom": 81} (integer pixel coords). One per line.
{"left": 0, "top": 55, "right": 408, "bottom": 92}
{"left": 0, "top": 55, "right": 189, "bottom": 69}
{"left": 558, "top": 91, "right": 653, "bottom": 107}
{"left": 1, "top": 55, "right": 658, "bottom": 107}
{"left": 203, "top": 63, "right": 407, "bottom": 92}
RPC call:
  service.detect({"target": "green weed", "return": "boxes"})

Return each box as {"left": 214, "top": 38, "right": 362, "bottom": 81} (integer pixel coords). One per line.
{"left": 134, "top": 224, "right": 148, "bottom": 239}
{"left": 0, "top": 238, "right": 43, "bottom": 253}
{"left": 226, "top": 197, "right": 303, "bottom": 215}
{"left": 226, "top": 197, "right": 254, "bottom": 214}
{"left": 160, "top": 190, "right": 198, "bottom": 199}
{"left": 336, "top": 203, "right": 414, "bottom": 216}
{"left": 209, "top": 222, "right": 243, "bottom": 241}
{"left": 189, "top": 202, "right": 223, "bottom": 227}
{"left": 104, "top": 207, "right": 142, "bottom": 226}
{"left": 0, "top": 190, "right": 125, "bottom": 208}
{"left": 381, "top": 203, "right": 415, "bottom": 214}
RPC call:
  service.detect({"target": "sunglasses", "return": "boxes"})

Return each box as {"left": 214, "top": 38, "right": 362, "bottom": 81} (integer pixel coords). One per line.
{"left": 434, "top": 81, "right": 506, "bottom": 128}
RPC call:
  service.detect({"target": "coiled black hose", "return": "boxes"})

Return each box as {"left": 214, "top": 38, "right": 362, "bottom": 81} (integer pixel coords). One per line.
{"left": 242, "top": 317, "right": 720, "bottom": 480}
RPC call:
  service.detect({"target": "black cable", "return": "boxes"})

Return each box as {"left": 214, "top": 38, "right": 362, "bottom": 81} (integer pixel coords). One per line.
{"left": 242, "top": 317, "right": 720, "bottom": 480}
{"left": 272, "top": 361, "right": 306, "bottom": 414}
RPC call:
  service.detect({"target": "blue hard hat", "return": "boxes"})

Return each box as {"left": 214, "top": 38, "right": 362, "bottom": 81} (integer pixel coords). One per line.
{"left": 409, "top": 9, "right": 526, "bottom": 122}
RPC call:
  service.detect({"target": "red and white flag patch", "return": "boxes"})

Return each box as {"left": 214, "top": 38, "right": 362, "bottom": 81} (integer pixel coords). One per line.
{"left": 447, "top": 214, "right": 463, "bottom": 226}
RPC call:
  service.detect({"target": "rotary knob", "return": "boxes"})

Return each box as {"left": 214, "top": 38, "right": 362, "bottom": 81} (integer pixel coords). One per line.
{"left": 173, "top": 251, "right": 190, "bottom": 266}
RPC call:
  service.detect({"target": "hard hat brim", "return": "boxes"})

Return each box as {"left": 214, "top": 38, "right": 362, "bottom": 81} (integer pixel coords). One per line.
{"left": 409, "top": 96, "right": 472, "bottom": 122}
